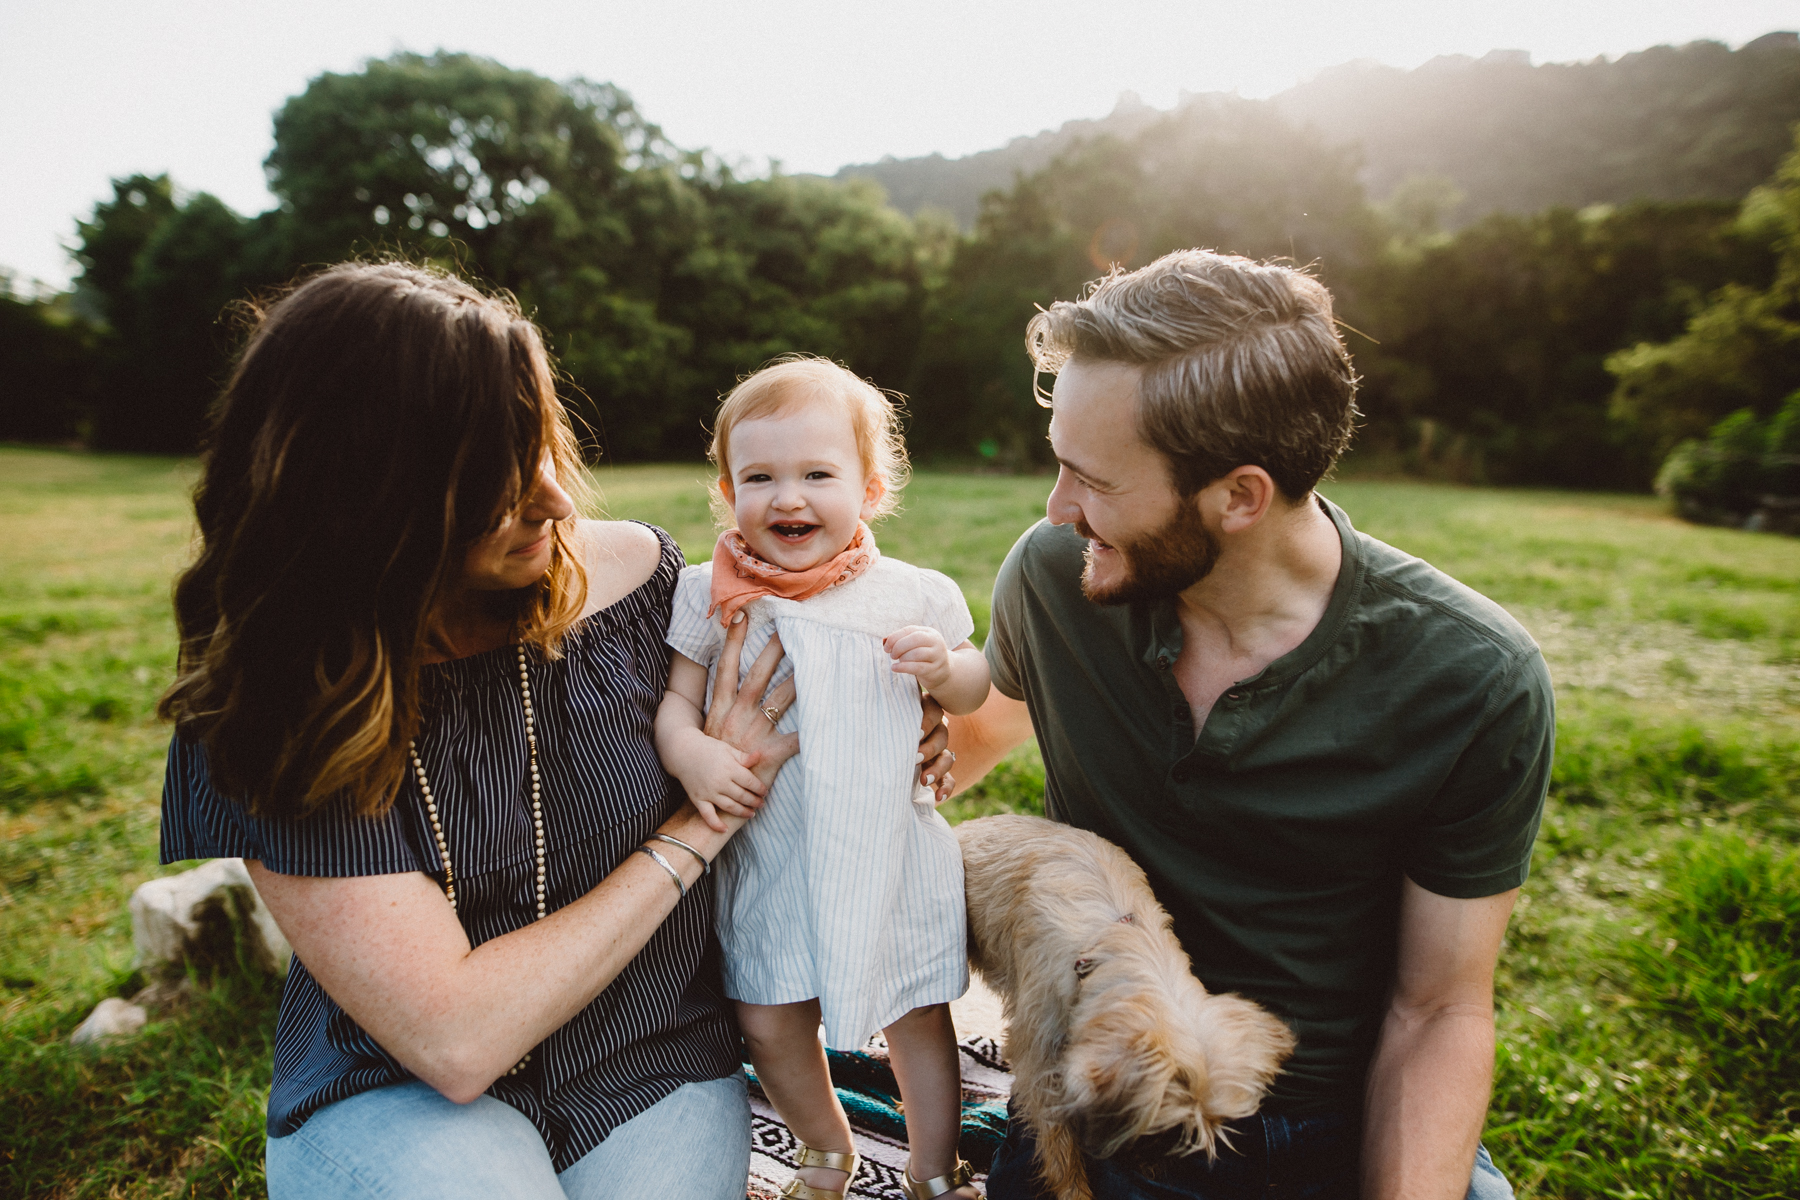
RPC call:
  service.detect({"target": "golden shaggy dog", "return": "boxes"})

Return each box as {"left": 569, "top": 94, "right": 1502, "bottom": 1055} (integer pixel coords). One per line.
{"left": 957, "top": 814, "right": 1295, "bottom": 1200}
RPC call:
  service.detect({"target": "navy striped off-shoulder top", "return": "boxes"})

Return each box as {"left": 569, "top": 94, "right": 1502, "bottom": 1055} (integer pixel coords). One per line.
{"left": 159, "top": 525, "right": 739, "bottom": 1170}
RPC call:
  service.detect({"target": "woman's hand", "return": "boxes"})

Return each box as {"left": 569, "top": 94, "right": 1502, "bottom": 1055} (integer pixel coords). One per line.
{"left": 702, "top": 616, "right": 798, "bottom": 790}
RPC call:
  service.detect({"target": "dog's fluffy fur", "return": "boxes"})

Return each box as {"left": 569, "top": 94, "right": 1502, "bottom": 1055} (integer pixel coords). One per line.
{"left": 957, "top": 814, "right": 1295, "bottom": 1200}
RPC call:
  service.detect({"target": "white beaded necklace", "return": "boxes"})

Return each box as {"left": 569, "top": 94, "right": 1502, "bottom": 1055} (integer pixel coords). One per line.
{"left": 407, "top": 643, "right": 545, "bottom": 1076}
{"left": 408, "top": 644, "right": 546, "bottom": 918}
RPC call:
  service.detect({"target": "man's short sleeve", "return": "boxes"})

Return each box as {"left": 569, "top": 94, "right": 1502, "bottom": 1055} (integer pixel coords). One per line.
{"left": 982, "top": 525, "right": 1037, "bottom": 701}
{"left": 1404, "top": 647, "right": 1555, "bottom": 899}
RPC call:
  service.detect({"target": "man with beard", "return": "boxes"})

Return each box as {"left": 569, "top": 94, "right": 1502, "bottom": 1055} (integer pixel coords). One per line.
{"left": 948, "top": 250, "right": 1550, "bottom": 1200}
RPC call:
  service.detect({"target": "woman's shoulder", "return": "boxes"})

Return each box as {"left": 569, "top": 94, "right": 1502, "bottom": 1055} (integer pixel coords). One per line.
{"left": 573, "top": 520, "right": 680, "bottom": 620}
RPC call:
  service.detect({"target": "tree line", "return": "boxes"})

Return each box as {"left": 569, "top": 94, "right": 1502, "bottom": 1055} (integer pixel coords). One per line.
{"left": 3, "top": 50, "right": 1799, "bottom": 494}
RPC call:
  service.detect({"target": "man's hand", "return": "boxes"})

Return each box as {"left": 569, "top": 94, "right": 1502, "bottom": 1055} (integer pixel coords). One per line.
{"left": 1362, "top": 879, "right": 1518, "bottom": 1200}
{"left": 942, "top": 685, "right": 1034, "bottom": 797}
{"left": 917, "top": 693, "right": 952, "bottom": 802}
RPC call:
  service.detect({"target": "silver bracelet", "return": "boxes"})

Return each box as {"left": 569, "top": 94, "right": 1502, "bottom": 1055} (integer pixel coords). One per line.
{"left": 637, "top": 845, "right": 686, "bottom": 899}
{"left": 649, "top": 833, "right": 711, "bottom": 875}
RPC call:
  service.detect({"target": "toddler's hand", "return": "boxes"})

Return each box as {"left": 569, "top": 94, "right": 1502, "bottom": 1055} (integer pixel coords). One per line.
{"left": 672, "top": 734, "right": 770, "bottom": 832}
{"left": 885, "top": 624, "right": 952, "bottom": 694}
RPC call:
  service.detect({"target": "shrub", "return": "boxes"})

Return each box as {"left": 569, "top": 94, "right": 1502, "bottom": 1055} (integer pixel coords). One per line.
{"left": 1656, "top": 391, "right": 1800, "bottom": 531}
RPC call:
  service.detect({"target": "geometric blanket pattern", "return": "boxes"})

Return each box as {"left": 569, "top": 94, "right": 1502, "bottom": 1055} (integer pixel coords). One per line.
{"left": 746, "top": 1035, "right": 1013, "bottom": 1199}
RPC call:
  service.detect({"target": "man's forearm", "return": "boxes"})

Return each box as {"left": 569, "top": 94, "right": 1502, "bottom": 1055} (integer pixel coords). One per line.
{"left": 1361, "top": 1001, "right": 1496, "bottom": 1200}
{"left": 945, "top": 685, "right": 1034, "bottom": 794}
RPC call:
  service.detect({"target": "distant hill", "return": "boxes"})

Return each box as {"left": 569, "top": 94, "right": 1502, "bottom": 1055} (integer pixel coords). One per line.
{"left": 836, "top": 33, "right": 1800, "bottom": 228}
{"left": 828, "top": 92, "right": 1166, "bottom": 227}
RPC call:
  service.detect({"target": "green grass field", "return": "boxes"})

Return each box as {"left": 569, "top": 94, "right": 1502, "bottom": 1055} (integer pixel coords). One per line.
{"left": 3, "top": 446, "right": 1797, "bottom": 1198}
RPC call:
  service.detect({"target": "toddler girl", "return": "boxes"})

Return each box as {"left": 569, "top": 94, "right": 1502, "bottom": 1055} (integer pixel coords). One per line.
{"left": 656, "top": 357, "right": 989, "bottom": 1200}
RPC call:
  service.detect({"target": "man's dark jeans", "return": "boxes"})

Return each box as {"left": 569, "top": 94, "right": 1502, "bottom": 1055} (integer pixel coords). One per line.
{"left": 984, "top": 1100, "right": 1514, "bottom": 1200}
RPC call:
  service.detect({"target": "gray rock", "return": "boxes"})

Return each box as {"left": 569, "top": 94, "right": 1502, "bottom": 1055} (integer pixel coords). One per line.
{"left": 129, "top": 858, "right": 291, "bottom": 977}
{"left": 70, "top": 997, "right": 148, "bottom": 1045}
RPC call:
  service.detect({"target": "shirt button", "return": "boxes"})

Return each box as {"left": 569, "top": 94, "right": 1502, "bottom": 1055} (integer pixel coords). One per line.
{"left": 1156, "top": 655, "right": 1172, "bottom": 671}
{"left": 1225, "top": 691, "right": 1243, "bottom": 702}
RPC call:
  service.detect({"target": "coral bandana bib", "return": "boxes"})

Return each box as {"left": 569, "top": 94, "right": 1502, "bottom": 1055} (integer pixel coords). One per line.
{"left": 707, "top": 523, "right": 879, "bottom": 627}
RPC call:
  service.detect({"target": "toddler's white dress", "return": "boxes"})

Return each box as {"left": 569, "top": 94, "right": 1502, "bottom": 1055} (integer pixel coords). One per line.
{"left": 666, "top": 554, "right": 972, "bottom": 1049}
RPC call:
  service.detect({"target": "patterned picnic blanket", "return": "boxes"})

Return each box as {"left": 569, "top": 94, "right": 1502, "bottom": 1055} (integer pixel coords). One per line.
{"left": 746, "top": 1035, "right": 1013, "bottom": 1199}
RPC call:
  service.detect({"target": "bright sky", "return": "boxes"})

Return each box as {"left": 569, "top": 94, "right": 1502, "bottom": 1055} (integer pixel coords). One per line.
{"left": 2, "top": 0, "right": 1793, "bottom": 289}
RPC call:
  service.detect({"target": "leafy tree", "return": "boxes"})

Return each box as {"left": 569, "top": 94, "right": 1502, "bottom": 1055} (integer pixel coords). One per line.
{"left": 69, "top": 181, "right": 276, "bottom": 452}
{"left": 100, "top": 196, "right": 277, "bottom": 451}
{"left": 1352, "top": 200, "right": 1769, "bottom": 487}
{"left": 909, "top": 174, "right": 1079, "bottom": 467}
{"left": 266, "top": 52, "right": 688, "bottom": 281}
{"left": 263, "top": 52, "right": 937, "bottom": 461}
{"left": 909, "top": 99, "right": 1382, "bottom": 465}
{"left": 683, "top": 175, "right": 926, "bottom": 390}
{"left": 1656, "top": 391, "right": 1800, "bottom": 529}
{"left": 0, "top": 280, "right": 99, "bottom": 442}
{"left": 1609, "top": 128, "right": 1800, "bottom": 458}
{"left": 2, "top": 176, "right": 186, "bottom": 445}
{"left": 72, "top": 176, "right": 178, "bottom": 325}
{"left": 265, "top": 52, "right": 714, "bottom": 455}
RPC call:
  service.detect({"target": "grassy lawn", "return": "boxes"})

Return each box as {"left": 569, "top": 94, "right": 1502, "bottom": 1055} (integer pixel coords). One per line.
{"left": 3, "top": 447, "right": 1797, "bottom": 1197}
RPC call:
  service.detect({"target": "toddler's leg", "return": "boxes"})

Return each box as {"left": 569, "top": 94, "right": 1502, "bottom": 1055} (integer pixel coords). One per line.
{"left": 884, "top": 1003, "right": 979, "bottom": 1198}
{"left": 738, "top": 999, "right": 857, "bottom": 1194}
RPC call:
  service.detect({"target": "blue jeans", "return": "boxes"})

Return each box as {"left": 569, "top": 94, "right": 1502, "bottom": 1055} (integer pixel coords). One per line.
{"left": 265, "top": 1074, "right": 750, "bottom": 1199}
{"left": 985, "top": 1101, "right": 1513, "bottom": 1200}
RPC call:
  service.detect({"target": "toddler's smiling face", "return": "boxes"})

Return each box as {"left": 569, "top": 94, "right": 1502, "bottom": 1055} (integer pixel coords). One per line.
{"left": 722, "top": 398, "right": 884, "bottom": 572}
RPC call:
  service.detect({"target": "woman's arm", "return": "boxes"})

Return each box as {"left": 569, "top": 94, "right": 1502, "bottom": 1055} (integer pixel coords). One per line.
{"left": 251, "top": 619, "right": 796, "bottom": 1105}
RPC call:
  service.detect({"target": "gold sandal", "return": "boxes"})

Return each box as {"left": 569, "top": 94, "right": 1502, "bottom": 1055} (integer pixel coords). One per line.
{"left": 780, "top": 1144, "right": 860, "bottom": 1199}
{"left": 900, "top": 1156, "right": 975, "bottom": 1200}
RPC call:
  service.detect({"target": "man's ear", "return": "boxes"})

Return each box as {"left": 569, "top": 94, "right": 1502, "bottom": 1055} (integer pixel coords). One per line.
{"left": 860, "top": 473, "right": 886, "bottom": 520}
{"left": 1213, "top": 466, "right": 1278, "bottom": 534}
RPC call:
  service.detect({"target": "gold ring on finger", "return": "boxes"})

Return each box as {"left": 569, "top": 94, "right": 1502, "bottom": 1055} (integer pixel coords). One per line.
{"left": 761, "top": 705, "right": 784, "bottom": 725}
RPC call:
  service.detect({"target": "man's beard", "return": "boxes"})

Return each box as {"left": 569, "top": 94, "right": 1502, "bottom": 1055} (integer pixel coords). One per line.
{"left": 1078, "top": 501, "right": 1219, "bottom": 606}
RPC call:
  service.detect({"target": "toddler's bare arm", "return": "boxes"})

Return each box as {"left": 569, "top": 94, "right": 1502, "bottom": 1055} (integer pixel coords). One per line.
{"left": 655, "top": 652, "right": 770, "bottom": 831}
{"left": 885, "top": 626, "right": 991, "bottom": 715}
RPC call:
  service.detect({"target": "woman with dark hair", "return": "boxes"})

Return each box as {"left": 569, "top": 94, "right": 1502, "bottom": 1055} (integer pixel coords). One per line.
{"left": 156, "top": 262, "right": 934, "bottom": 1197}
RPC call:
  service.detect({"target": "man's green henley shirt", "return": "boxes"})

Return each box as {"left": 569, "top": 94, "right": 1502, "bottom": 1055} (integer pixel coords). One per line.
{"left": 983, "top": 496, "right": 1553, "bottom": 1112}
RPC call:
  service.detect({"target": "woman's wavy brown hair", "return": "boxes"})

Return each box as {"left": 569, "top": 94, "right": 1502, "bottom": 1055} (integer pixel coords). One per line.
{"left": 159, "top": 262, "right": 590, "bottom": 820}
